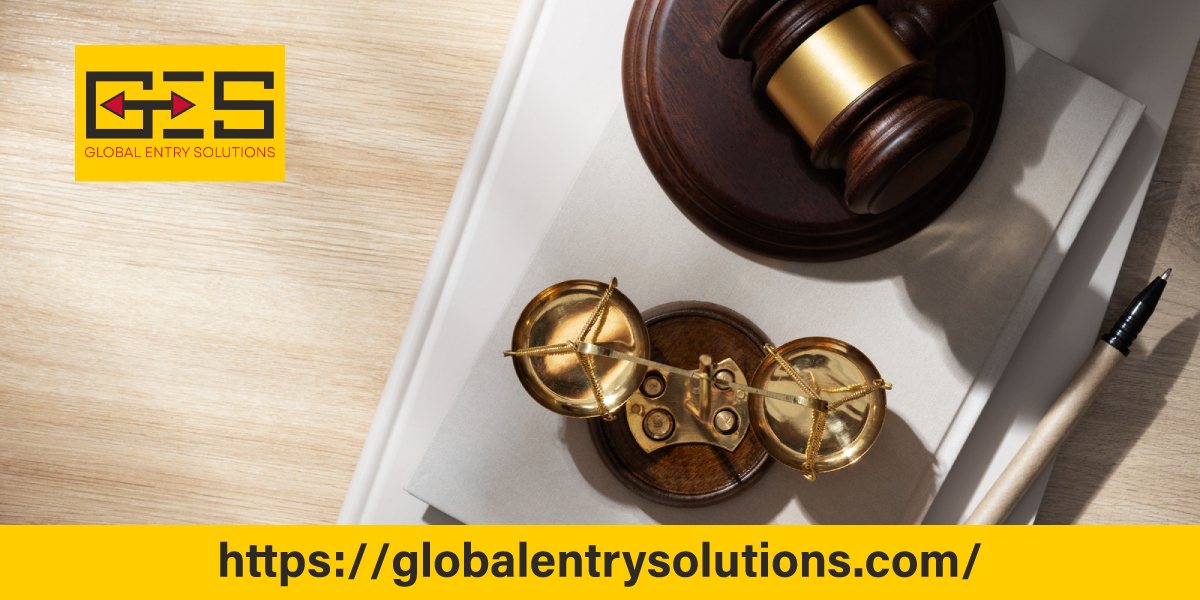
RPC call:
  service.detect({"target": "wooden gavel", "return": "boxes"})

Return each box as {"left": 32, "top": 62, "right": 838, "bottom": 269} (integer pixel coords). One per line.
{"left": 718, "top": 0, "right": 997, "bottom": 214}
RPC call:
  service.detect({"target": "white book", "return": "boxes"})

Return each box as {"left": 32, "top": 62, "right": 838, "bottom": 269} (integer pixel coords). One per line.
{"left": 404, "top": 34, "right": 1142, "bottom": 524}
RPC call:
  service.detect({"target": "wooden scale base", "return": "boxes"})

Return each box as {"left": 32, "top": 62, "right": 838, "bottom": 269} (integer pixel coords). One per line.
{"left": 588, "top": 303, "right": 774, "bottom": 506}
{"left": 623, "top": 0, "right": 1006, "bottom": 261}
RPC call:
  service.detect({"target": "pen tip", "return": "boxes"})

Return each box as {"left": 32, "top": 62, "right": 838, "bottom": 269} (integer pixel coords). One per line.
{"left": 1161, "top": 268, "right": 1172, "bottom": 281}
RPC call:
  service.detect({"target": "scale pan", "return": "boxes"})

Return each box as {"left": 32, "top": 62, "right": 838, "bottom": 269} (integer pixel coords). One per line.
{"left": 749, "top": 337, "right": 887, "bottom": 474}
{"left": 510, "top": 280, "right": 651, "bottom": 418}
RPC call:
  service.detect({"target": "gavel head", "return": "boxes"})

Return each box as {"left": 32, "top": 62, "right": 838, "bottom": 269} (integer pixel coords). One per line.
{"left": 719, "top": 0, "right": 974, "bottom": 215}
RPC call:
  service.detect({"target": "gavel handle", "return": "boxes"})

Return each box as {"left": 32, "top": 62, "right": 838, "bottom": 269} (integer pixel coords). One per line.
{"left": 887, "top": 0, "right": 998, "bottom": 56}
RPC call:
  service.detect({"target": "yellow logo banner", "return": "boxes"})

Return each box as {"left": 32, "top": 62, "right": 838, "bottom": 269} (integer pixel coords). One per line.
{"left": 74, "top": 45, "right": 285, "bottom": 181}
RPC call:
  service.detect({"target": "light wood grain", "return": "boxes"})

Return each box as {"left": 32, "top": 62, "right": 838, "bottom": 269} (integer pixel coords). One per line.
{"left": 0, "top": 0, "right": 521, "bottom": 523}
{"left": 1, "top": 0, "right": 1197, "bottom": 524}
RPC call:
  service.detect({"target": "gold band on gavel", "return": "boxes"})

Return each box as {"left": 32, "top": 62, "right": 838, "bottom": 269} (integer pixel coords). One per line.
{"left": 765, "top": 4, "right": 916, "bottom": 147}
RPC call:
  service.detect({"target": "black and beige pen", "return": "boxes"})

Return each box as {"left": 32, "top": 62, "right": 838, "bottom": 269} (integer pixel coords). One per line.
{"left": 966, "top": 269, "right": 1172, "bottom": 525}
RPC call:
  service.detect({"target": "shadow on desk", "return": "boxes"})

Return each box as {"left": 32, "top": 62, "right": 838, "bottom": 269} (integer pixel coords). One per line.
{"left": 1036, "top": 313, "right": 1199, "bottom": 523}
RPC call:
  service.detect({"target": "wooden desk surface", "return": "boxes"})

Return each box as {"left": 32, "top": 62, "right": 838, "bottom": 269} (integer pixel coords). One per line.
{"left": 1, "top": 0, "right": 1196, "bottom": 524}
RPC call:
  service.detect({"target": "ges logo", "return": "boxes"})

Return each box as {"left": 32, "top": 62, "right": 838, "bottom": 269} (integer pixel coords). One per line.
{"left": 75, "top": 45, "right": 285, "bottom": 182}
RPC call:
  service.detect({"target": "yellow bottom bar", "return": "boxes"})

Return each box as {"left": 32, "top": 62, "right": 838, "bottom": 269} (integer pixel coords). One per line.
{"left": 2, "top": 525, "right": 1194, "bottom": 597}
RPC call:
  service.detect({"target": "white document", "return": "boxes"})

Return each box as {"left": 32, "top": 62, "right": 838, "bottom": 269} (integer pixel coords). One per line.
{"left": 404, "top": 35, "right": 1142, "bottom": 524}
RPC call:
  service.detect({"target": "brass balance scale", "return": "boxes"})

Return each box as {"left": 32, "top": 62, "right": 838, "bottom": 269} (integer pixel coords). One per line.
{"left": 505, "top": 279, "right": 890, "bottom": 506}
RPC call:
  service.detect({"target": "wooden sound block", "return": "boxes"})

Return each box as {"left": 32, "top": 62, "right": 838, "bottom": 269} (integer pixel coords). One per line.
{"left": 623, "top": 0, "right": 1005, "bottom": 261}
{"left": 588, "top": 302, "right": 773, "bottom": 506}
